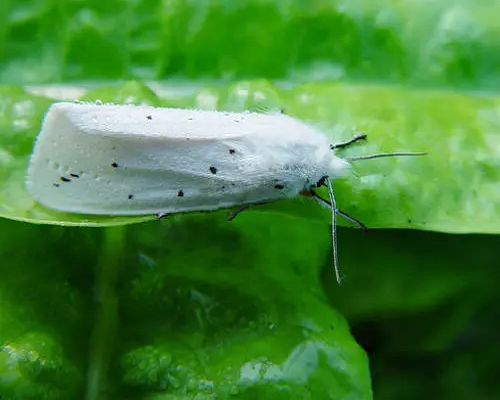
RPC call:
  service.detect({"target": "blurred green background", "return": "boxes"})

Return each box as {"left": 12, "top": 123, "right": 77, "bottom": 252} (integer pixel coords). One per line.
{"left": 1, "top": 1, "right": 500, "bottom": 399}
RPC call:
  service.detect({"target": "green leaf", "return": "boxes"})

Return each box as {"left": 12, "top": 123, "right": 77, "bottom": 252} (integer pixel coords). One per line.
{"left": 2, "top": 1, "right": 500, "bottom": 88}
{"left": 0, "top": 332, "right": 82, "bottom": 400}
{"left": 0, "top": 215, "right": 372, "bottom": 399}
{"left": 2, "top": 1, "right": 500, "bottom": 399}
{"left": 114, "top": 215, "right": 371, "bottom": 399}
{"left": 0, "top": 221, "right": 86, "bottom": 398}
{"left": 1, "top": 81, "right": 499, "bottom": 233}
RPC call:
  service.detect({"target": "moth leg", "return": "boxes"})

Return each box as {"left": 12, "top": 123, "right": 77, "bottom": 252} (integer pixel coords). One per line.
{"left": 336, "top": 209, "right": 368, "bottom": 232}
{"left": 227, "top": 201, "right": 272, "bottom": 221}
{"left": 227, "top": 205, "right": 250, "bottom": 221}
{"left": 156, "top": 213, "right": 169, "bottom": 220}
{"left": 330, "top": 133, "right": 367, "bottom": 150}
{"left": 306, "top": 190, "right": 368, "bottom": 232}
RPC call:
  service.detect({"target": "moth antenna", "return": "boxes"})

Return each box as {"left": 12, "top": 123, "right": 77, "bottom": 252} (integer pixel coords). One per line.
{"left": 325, "top": 178, "right": 342, "bottom": 284}
{"left": 345, "top": 152, "right": 427, "bottom": 162}
{"left": 330, "top": 133, "right": 367, "bottom": 150}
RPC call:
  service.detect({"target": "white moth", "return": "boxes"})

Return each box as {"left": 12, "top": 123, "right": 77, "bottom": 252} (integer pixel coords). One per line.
{"left": 26, "top": 102, "right": 424, "bottom": 282}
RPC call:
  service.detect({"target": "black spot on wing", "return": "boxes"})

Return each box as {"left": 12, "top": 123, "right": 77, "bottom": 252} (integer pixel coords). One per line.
{"left": 146, "top": 115, "right": 152, "bottom": 120}
{"left": 53, "top": 183, "right": 60, "bottom": 188}
{"left": 209, "top": 166, "right": 217, "bottom": 174}
{"left": 128, "top": 194, "right": 134, "bottom": 200}
{"left": 274, "top": 184, "right": 285, "bottom": 190}
{"left": 60, "top": 176, "right": 71, "bottom": 182}
{"left": 177, "top": 190, "right": 184, "bottom": 197}
{"left": 229, "top": 149, "right": 236, "bottom": 155}
{"left": 70, "top": 173, "right": 80, "bottom": 178}
{"left": 111, "top": 162, "right": 119, "bottom": 168}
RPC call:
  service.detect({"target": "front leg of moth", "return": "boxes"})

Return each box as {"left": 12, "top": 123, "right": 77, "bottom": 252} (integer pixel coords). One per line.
{"left": 301, "top": 189, "right": 368, "bottom": 232}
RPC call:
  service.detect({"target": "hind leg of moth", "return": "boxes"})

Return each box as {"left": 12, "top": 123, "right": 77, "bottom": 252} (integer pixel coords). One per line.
{"left": 330, "top": 133, "right": 367, "bottom": 150}
{"left": 156, "top": 213, "right": 169, "bottom": 220}
{"left": 227, "top": 201, "right": 273, "bottom": 221}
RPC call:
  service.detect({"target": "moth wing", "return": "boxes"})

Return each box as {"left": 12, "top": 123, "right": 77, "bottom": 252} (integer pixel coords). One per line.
{"left": 51, "top": 102, "right": 302, "bottom": 140}
{"left": 26, "top": 103, "right": 300, "bottom": 215}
